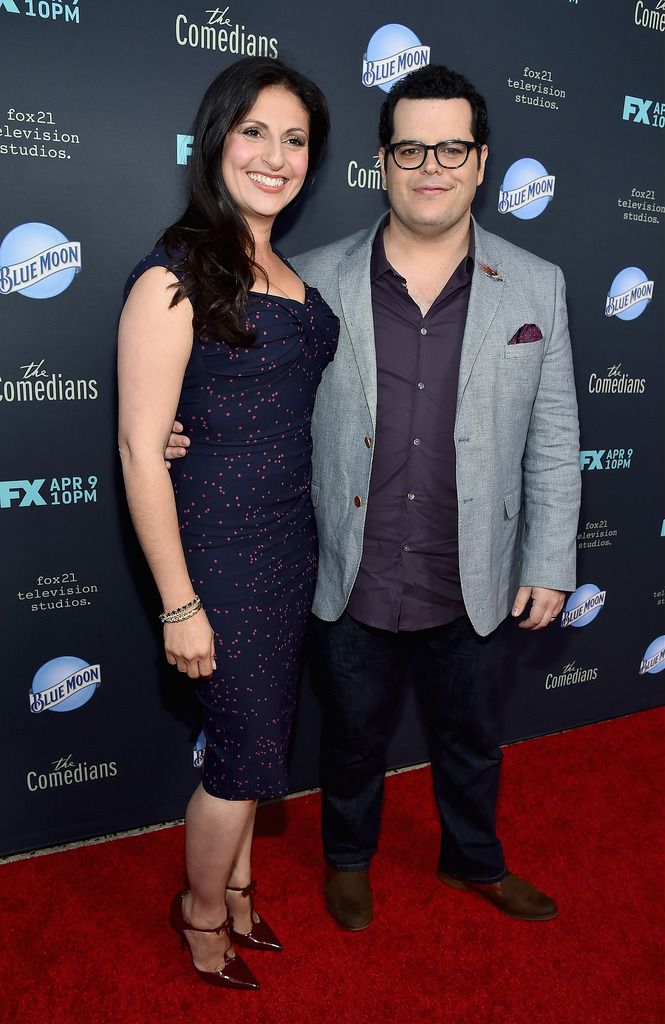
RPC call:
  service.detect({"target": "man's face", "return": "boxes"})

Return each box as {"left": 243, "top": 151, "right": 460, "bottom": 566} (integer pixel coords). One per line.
{"left": 380, "top": 97, "right": 488, "bottom": 240}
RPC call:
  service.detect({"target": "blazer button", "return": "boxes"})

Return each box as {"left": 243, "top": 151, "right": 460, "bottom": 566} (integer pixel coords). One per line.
{"left": 364, "top": 436, "right": 372, "bottom": 448}
{"left": 354, "top": 496, "right": 363, "bottom": 507}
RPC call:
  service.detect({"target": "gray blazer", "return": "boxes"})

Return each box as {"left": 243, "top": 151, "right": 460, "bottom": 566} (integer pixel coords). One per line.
{"left": 292, "top": 217, "right": 581, "bottom": 636}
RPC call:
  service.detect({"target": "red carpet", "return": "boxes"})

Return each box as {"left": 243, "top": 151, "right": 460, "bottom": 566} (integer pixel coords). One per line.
{"left": 2, "top": 709, "right": 663, "bottom": 1024}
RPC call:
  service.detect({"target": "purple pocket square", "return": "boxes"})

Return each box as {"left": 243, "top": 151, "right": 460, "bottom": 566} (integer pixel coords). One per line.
{"left": 508, "top": 323, "right": 543, "bottom": 345}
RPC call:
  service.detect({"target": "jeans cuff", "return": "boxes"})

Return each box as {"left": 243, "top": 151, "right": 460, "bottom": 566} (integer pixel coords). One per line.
{"left": 325, "top": 858, "right": 371, "bottom": 872}
{"left": 439, "top": 864, "right": 508, "bottom": 884}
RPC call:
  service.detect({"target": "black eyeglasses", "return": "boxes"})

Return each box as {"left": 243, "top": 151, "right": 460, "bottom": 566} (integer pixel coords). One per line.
{"left": 386, "top": 140, "right": 481, "bottom": 170}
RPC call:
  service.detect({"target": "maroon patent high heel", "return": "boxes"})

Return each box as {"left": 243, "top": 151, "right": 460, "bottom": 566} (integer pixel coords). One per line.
{"left": 226, "top": 881, "right": 283, "bottom": 952}
{"left": 169, "top": 890, "right": 259, "bottom": 989}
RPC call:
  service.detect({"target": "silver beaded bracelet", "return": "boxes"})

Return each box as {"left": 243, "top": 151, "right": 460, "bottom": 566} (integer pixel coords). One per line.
{"left": 159, "top": 595, "right": 202, "bottom": 624}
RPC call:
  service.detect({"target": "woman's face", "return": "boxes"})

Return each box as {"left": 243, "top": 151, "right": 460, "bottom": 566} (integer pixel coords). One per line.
{"left": 221, "top": 84, "right": 310, "bottom": 229}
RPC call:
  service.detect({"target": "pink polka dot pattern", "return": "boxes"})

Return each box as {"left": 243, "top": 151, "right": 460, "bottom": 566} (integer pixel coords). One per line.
{"left": 125, "top": 246, "right": 339, "bottom": 798}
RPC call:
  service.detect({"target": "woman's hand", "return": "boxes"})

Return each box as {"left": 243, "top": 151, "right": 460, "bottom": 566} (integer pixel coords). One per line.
{"left": 164, "top": 610, "right": 217, "bottom": 679}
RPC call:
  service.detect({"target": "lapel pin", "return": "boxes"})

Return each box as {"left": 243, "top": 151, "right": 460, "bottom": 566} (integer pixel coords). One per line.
{"left": 479, "top": 262, "right": 503, "bottom": 282}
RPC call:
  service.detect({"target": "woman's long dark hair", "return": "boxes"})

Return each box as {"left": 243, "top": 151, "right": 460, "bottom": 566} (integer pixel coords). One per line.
{"left": 161, "top": 57, "right": 329, "bottom": 347}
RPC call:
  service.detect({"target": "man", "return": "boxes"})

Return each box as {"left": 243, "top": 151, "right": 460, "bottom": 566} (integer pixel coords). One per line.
{"left": 168, "top": 65, "right": 580, "bottom": 929}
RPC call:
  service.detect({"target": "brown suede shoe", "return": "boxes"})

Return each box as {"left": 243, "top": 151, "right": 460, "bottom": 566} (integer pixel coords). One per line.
{"left": 324, "top": 869, "right": 373, "bottom": 930}
{"left": 438, "top": 869, "right": 557, "bottom": 921}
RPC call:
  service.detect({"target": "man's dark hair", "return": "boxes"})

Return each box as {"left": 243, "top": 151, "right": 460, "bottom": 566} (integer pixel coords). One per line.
{"left": 378, "top": 64, "right": 489, "bottom": 149}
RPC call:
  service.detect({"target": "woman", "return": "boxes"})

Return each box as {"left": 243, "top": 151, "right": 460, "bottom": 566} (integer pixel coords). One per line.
{"left": 118, "top": 57, "right": 337, "bottom": 991}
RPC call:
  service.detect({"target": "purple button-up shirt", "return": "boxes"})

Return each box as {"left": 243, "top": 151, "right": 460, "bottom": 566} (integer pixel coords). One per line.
{"left": 346, "top": 223, "right": 473, "bottom": 632}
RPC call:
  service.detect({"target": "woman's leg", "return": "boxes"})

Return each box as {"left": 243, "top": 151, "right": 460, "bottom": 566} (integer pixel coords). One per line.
{"left": 225, "top": 801, "right": 259, "bottom": 932}
{"left": 182, "top": 783, "right": 257, "bottom": 970}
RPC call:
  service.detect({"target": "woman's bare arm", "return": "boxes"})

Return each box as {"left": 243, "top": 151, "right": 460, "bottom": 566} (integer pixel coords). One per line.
{"left": 118, "top": 267, "right": 215, "bottom": 678}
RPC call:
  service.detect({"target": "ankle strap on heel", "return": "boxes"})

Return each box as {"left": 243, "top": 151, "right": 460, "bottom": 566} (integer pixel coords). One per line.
{"left": 186, "top": 916, "right": 233, "bottom": 936}
{"left": 172, "top": 890, "right": 233, "bottom": 935}
{"left": 226, "top": 880, "right": 257, "bottom": 898}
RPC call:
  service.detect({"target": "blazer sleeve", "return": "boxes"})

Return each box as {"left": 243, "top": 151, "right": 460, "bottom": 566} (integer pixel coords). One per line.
{"left": 519, "top": 265, "right": 581, "bottom": 592}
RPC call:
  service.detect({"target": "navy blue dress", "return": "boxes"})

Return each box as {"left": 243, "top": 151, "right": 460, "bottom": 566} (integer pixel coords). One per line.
{"left": 124, "top": 246, "right": 338, "bottom": 799}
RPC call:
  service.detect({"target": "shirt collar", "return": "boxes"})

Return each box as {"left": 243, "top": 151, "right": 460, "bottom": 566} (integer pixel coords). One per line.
{"left": 371, "top": 216, "right": 476, "bottom": 283}
{"left": 370, "top": 214, "right": 393, "bottom": 283}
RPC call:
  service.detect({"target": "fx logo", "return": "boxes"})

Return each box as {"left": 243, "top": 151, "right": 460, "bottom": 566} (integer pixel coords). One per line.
{"left": 622, "top": 95, "right": 665, "bottom": 127}
{"left": 623, "top": 95, "right": 652, "bottom": 123}
{"left": 579, "top": 451, "right": 604, "bottom": 470}
{"left": 0, "top": 0, "right": 20, "bottom": 13}
{"left": 0, "top": 479, "right": 46, "bottom": 507}
{"left": 176, "top": 134, "right": 193, "bottom": 165}
{"left": 580, "top": 448, "right": 632, "bottom": 470}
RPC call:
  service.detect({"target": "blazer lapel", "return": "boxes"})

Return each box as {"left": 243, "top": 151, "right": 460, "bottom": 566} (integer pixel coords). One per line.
{"left": 337, "top": 220, "right": 382, "bottom": 428}
{"left": 457, "top": 222, "right": 505, "bottom": 411}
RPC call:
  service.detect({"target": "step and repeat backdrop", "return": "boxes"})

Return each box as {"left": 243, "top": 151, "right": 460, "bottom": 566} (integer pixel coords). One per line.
{"left": 1, "top": 0, "right": 663, "bottom": 855}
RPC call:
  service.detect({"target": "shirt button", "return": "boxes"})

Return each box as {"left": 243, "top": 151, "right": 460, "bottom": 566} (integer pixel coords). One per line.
{"left": 413, "top": 437, "right": 421, "bottom": 446}
{"left": 417, "top": 382, "right": 425, "bottom": 390}
{"left": 364, "top": 436, "right": 372, "bottom": 448}
{"left": 402, "top": 544, "right": 410, "bottom": 552}
{"left": 420, "top": 327, "right": 428, "bottom": 336}
{"left": 353, "top": 495, "right": 363, "bottom": 507}
{"left": 407, "top": 492, "right": 415, "bottom": 501}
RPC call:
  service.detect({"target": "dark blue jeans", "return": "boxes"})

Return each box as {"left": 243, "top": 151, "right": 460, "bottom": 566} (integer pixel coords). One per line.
{"left": 309, "top": 612, "right": 509, "bottom": 883}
